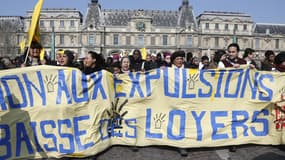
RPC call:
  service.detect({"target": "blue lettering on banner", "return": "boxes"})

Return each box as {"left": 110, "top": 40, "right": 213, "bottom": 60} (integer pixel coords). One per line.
{"left": 58, "top": 119, "right": 75, "bottom": 153}
{"left": 164, "top": 68, "right": 180, "bottom": 98}
{"left": 258, "top": 74, "right": 273, "bottom": 101}
{"left": 251, "top": 110, "right": 269, "bottom": 136}
{"left": 145, "top": 69, "right": 160, "bottom": 97}
{"left": 15, "top": 123, "right": 34, "bottom": 157}
{"left": 199, "top": 70, "right": 215, "bottom": 98}
{"left": 90, "top": 71, "right": 107, "bottom": 100}
{"left": 1, "top": 75, "right": 27, "bottom": 109}
{"left": 191, "top": 111, "right": 206, "bottom": 141}
{"left": 211, "top": 111, "right": 229, "bottom": 140}
{"left": 145, "top": 108, "right": 163, "bottom": 139}
{"left": 129, "top": 72, "right": 144, "bottom": 98}
{"left": 224, "top": 69, "right": 244, "bottom": 98}
{"left": 0, "top": 124, "right": 11, "bottom": 159}
{"left": 167, "top": 110, "right": 185, "bottom": 140}
{"left": 214, "top": 70, "right": 226, "bottom": 98}
{"left": 0, "top": 85, "right": 7, "bottom": 110}
{"left": 231, "top": 111, "right": 249, "bottom": 138}
{"left": 23, "top": 71, "right": 46, "bottom": 107}
{"left": 56, "top": 70, "right": 72, "bottom": 104}
{"left": 72, "top": 71, "right": 89, "bottom": 103}
{"left": 74, "top": 115, "right": 94, "bottom": 151}
{"left": 40, "top": 120, "right": 58, "bottom": 152}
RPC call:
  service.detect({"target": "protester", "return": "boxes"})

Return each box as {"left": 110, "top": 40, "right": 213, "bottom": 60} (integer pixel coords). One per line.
{"left": 261, "top": 50, "right": 276, "bottom": 71}
{"left": 170, "top": 51, "right": 185, "bottom": 68}
{"left": 58, "top": 50, "right": 75, "bottom": 67}
{"left": 199, "top": 55, "right": 210, "bottom": 70}
{"left": 170, "top": 50, "right": 188, "bottom": 156}
{"left": 208, "top": 49, "right": 227, "bottom": 69}
{"left": 187, "top": 56, "right": 199, "bottom": 69}
{"left": 19, "top": 41, "right": 45, "bottom": 67}
{"left": 142, "top": 54, "right": 156, "bottom": 71}
{"left": 155, "top": 53, "right": 164, "bottom": 68}
{"left": 243, "top": 48, "right": 259, "bottom": 69}
{"left": 82, "top": 51, "right": 105, "bottom": 74}
{"left": 111, "top": 61, "right": 121, "bottom": 75}
{"left": 222, "top": 43, "right": 246, "bottom": 68}
{"left": 130, "top": 49, "right": 143, "bottom": 72}
{"left": 162, "top": 52, "right": 172, "bottom": 67}
{"left": 274, "top": 51, "right": 285, "bottom": 72}
{"left": 121, "top": 56, "right": 131, "bottom": 73}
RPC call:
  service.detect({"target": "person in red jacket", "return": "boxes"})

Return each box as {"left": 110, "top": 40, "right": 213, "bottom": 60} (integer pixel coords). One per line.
{"left": 222, "top": 43, "right": 246, "bottom": 68}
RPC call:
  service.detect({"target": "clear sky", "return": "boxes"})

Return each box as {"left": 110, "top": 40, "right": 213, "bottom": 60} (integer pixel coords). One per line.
{"left": 0, "top": 0, "right": 284, "bottom": 24}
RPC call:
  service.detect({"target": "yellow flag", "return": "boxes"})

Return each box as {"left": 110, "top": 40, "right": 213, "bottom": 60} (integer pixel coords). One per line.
{"left": 140, "top": 48, "right": 147, "bottom": 60}
{"left": 19, "top": 38, "right": 26, "bottom": 54}
{"left": 28, "top": 0, "right": 44, "bottom": 60}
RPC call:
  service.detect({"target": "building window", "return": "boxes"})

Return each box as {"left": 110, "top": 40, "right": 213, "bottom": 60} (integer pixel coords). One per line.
{"left": 137, "top": 34, "right": 144, "bottom": 47}
{"left": 215, "top": 37, "right": 219, "bottom": 47}
{"left": 215, "top": 23, "right": 219, "bottom": 30}
{"left": 205, "top": 23, "right": 209, "bottom": 30}
{"left": 187, "top": 35, "right": 193, "bottom": 47}
{"left": 60, "top": 20, "right": 65, "bottom": 28}
{"left": 40, "top": 20, "right": 44, "bottom": 27}
{"left": 60, "top": 34, "right": 64, "bottom": 45}
{"left": 234, "top": 24, "right": 238, "bottom": 31}
{"left": 70, "top": 20, "right": 75, "bottom": 27}
{"left": 50, "top": 20, "right": 54, "bottom": 27}
{"left": 89, "top": 34, "right": 95, "bottom": 46}
{"left": 126, "top": 36, "right": 131, "bottom": 45}
{"left": 224, "top": 24, "right": 229, "bottom": 30}
{"left": 113, "top": 34, "right": 119, "bottom": 46}
{"left": 275, "top": 39, "right": 279, "bottom": 49}
{"left": 162, "top": 35, "right": 168, "bottom": 46}
{"left": 151, "top": 36, "right": 156, "bottom": 45}
{"left": 243, "top": 24, "right": 247, "bottom": 31}
{"left": 255, "top": 39, "right": 260, "bottom": 49}
{"left": 17, "top": 35, "right": 21, "bottom": 44}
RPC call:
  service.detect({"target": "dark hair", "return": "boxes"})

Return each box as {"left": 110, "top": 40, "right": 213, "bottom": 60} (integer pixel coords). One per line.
{"left": 264, "top": 50, "right": 275, "bottom": 59}
{"left": 30, "top": 41, "right": 42, "bottom": 49}
{"left": 243, "top": 48, "right": 255, "bottom": 59}
{"left": 186, "top": 52, "right": 193, "bottom": 62}
{"left": 213, "top": 49, "right": 226, "bottom": 63}
{"left": 88, "top": 51, "right": 105, "bottom": 68}
{"left": 227, "top": 43, "right": 240, "bottom": 52}
{"left": 63, "top": 50, "right": 75, "bottom": 67}
{"left": 274, "top": 52, "right": 285, "bottom": 65}
{"left": 201, "top": 55, "right": 209, "bottom": 62}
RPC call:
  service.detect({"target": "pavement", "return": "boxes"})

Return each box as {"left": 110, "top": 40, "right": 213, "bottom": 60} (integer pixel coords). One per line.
{"left": 68, "top": 145, "right": 285, "bottom": 160}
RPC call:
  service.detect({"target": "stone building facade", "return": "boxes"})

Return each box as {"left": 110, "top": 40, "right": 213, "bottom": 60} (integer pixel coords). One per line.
{"left": 0, "top": 0, "right": 284, "bottom": 59}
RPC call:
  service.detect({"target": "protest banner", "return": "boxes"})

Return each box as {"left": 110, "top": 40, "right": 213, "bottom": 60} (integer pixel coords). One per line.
{"left": 0, "top": 65, "right": 285, "bottom": 159}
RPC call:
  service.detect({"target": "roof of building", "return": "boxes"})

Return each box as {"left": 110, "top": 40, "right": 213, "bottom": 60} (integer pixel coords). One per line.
{"left": 254, "top": 23, "right": 285, "bottom": 34}
{"left": 84, "top": 0, "right": 196, "bottom": 28}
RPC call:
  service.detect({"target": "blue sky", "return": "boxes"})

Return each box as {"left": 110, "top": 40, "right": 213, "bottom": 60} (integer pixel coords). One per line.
{"left": 0, "top": 0, "right": 284, "bottom": 24}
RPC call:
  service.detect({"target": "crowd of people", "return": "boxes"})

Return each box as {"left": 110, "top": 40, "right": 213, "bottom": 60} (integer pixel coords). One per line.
{"left": 1, "top": 41, "right": 285, "bottom": 74}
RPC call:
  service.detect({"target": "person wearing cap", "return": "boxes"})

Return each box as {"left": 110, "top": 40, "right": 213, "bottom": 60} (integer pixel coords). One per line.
{"left": 170, "top": 50, "right": 185, "bottom": 68}
{"left": 20, "top": 41, "right": 45, "bottom": 67}
{"left": 82, "top": 51, "right": 105, "bottom": 75}
{"left": 274, "top": 51, "right": 285, "bottom": 72}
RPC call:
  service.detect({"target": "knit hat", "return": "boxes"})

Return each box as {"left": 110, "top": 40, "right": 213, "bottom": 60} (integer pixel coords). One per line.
{"left": 171, "top": 51, "right": 185, "bottom": 63}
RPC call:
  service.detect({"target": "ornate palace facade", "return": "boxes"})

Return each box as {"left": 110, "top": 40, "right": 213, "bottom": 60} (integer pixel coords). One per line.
{"left": 0, "top": 0, "right": 285, "bottom": 59}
